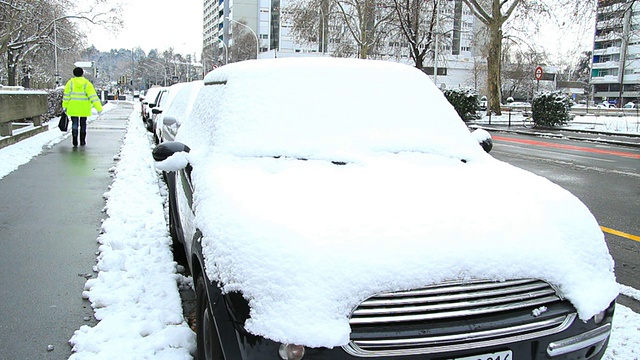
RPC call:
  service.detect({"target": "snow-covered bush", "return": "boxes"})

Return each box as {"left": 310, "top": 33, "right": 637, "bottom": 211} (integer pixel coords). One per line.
{"left": 47, "top": 87, "right": 65, "bottom": 120}
{"left": 443, "top": 88, "right": 480, "bottom": 121}
{"left": 531, "top": 91, "right": 573, "bottom": 127}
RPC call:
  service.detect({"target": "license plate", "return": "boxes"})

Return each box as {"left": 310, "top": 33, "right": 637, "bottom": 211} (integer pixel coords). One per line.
{"left": 453, "top": 350, "right": 513, "bottom": 360}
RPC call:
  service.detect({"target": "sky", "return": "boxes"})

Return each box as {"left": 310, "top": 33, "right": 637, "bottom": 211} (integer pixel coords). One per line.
{"left": 86, "top": 0, "right": 204, "bottom": 56}
{"left": 0, "top": 97, "right": 639, "bottom": 358}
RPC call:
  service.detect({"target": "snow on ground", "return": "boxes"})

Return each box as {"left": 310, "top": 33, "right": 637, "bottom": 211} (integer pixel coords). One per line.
{"left": 0, "top": 102, "right": 638, "bottom": 358}
{"left": 475, "top": 111, "right": 640, "bottom": 136}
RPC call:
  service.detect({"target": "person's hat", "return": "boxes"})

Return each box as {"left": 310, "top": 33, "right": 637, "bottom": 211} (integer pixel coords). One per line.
{"left": 73, "top": 67, "right": 84, "bottom": 77}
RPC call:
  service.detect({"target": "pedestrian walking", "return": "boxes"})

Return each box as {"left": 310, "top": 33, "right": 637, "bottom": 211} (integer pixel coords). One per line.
{"left": 62, "top": 67, "right": 103, "bottom": 147}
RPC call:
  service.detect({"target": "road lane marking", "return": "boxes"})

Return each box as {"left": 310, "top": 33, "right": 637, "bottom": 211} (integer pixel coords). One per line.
{"left": 495, "top": 143, "right": 616, "bottom": 162}
{"left": 601, "top": 226, "right": 640, "bottom": 242}
{"left": 493, "top": 136, "right": 640, "bottom": 159}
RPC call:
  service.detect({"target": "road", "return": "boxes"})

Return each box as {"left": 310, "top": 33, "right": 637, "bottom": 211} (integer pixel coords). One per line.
{"left": 0, "top": 104, "right": 130, "bottom": 359}
{"left": 489, "top": 132, "right": 640, "bottom": 312}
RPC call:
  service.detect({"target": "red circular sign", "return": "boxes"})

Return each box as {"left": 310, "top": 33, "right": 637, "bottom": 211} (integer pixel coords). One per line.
{"left": 534, "top": 66, "right": 543, "bottom": 81}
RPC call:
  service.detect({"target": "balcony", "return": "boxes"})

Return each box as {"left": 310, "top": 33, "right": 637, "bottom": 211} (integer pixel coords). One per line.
{"left": 592, "top": 61, "right": 620, "bottom": 69}
{"left": 595, "top": 32, "right": 623, "bottom": 42}
{"left": 593, "top": 47, "right": 621, "bottom": 56}
{"left": 591, "top": 75, "right": 621, "bottom": 84}
{"left": 596, "top": 19, "right": 623, "bottom": 31}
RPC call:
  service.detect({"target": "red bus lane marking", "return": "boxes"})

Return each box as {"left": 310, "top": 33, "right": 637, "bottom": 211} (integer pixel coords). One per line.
{"left": 493, "top": 136, "right": 640, "bottom": 159}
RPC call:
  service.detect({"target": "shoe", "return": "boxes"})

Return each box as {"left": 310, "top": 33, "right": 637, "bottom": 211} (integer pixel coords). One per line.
{"left": 73, "top": 137, "right": 78, "bottom": 147}
{"left": 80, "top": 141, "right": 86, "bottom": 146}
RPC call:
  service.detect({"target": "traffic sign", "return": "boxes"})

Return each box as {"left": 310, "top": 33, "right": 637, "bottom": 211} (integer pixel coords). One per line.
{"left": 74, "top": 61, "right": 94, "bottom": 68}
{"left": 534, "top": 66, "right": 543, "bottom": 81}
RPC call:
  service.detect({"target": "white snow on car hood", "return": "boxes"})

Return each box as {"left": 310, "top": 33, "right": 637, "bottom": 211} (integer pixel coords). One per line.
{"left": 190, "top": 150, "right": 618, "bottom": 348}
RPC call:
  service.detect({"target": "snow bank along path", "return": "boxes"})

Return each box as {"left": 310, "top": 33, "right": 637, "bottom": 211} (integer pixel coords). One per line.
{"left": 68, "top": 109, "right": 195, "bottom": 359}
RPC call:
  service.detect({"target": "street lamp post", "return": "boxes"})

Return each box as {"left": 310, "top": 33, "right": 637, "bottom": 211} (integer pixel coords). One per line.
{"left": 219, "top": 40, "right": 229, "bottom": 65}
{"left": 226, "top": 17, "right": 259, "bottom": 59}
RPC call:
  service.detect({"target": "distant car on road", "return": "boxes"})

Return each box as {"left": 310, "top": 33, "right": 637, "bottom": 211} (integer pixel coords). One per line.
{"left": 597, "top": 102, "right": 615, "bottom": 109}
{"left": 622, "top": 102, "right": 636, "bottom": 109}
{"left": 152, "top": 58, "right": 617, "bottom": 360}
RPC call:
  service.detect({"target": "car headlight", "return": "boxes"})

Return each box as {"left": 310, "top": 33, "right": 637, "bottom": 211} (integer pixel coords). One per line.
{"left": 593, "top": 309, "right": 606, "bottom": 324}
{"left": 278, "top": 344, "right": 305, "bottom": 360}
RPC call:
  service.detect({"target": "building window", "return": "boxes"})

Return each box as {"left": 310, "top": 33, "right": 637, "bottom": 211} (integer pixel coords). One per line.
{"left": 423, "top": 67, "right": 448, "bottom": 76}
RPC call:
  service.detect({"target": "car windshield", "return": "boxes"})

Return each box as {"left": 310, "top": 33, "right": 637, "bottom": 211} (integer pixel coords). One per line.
{"left": 181, "top": 58, "right": 485, "bottom": 163}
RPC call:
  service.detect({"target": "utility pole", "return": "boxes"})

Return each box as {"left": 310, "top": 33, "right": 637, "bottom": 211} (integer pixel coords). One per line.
{"left": 131, "top": 48, "right": 135, "bottom": 92}
{"left": 434, "top": 0, "right": 440, "bottom": 87}
{"left": 54, "top": 17, "right": 59, "bottom": 86}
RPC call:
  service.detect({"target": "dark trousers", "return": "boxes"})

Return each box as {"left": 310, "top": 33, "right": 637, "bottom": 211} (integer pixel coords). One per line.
{"left": 70, "top": 116, "right": 87, "bottom": 145}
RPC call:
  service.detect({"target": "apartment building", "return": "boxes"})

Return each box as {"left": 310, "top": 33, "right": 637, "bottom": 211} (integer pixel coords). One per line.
{"left": 203, "top": 0, "right": 261, "bottom": 63}
{"left": 203, "top": 0, "right": 483, "bottom": 91}
{"left": 591, "top": 0, "right": 640, "bottom": 106}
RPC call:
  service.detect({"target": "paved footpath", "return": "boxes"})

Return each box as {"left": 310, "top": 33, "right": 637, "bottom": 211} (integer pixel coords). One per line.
{"left": 0, "top": 102, "right": 132, "bottom": 359}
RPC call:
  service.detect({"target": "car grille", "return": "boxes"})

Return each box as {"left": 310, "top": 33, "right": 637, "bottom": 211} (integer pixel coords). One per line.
{"left": 343, "top": 279, "right": 576, "bottom": 357}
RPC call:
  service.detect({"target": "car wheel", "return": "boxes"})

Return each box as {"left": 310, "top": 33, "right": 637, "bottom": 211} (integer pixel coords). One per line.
{"left": 196, "top": 274, "right": 224, "bottom": 360}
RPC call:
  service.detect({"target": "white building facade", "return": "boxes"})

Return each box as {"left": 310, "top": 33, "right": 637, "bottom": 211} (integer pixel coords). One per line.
{"left": 590, "top": 0, "right": 640, "bottom": 106}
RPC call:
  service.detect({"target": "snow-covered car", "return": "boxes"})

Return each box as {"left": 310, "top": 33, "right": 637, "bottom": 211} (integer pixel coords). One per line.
{"left": 622, "top": 102, "right": 636, "bottom": 109}
{"left": 148, "top": 82, "right": 197, "bottom": 143}
{"left": 596, "top": 102, "right": 614, "bottom": 109}
{"left": 479, "top": 95, "right": 487, "bottom": 110}
{"left": 152, "top": 58, "right": 617, "bottom": 360}
{"left": 155, "top": 81, "right": 204, "bottom": 144}
{"left": 140, "top": 86, "right": 167, "bottom": 127}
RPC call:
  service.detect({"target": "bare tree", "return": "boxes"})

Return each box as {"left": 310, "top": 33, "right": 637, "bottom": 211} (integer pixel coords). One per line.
{"left": 502, "top": 45, "right": 548, "bottom": 101}
{"left": 388, "top": 0, "right": 438, "bottom": 69}
{"left": 460, "top": 0, "right": 592, "bottom": 115}
{"left": 229, "top": 22, "right": 257, "bottom": 62}
{"left": 333, "top": 0, "right": 395, "bottom": 58}
{"left": 286, "top": 0, "right": 394, "bottom": 58}
{"left": 1, "top": 0, "right": 122, "bottom": 86}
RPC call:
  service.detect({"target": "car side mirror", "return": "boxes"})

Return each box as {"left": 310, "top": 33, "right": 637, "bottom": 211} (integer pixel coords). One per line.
{"left": 471, "top": 129, "right": 493, "bottom": 153}
{"left": 152, "top": 108, "right": 163, "bottom": 114}
{"left": 163, "top": 116, "right": 178, "bottom": 126}
{"left": 152, "top": 141, "right": 191, "bottom": 162}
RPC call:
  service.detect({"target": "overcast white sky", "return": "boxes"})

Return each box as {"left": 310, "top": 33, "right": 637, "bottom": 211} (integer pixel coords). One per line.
{"left": 87, "top": 0, "right": 204, "bottom": 56}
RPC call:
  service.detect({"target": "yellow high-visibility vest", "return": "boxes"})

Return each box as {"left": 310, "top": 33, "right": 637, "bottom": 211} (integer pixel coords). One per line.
{"left": 62, "top": 76, "right": 103, "bottom": 117}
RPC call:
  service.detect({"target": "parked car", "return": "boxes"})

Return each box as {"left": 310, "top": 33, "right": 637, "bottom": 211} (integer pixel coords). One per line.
{"left": 147, "top": 83, "right": 190, "bottom": 143}
{"left": 479, "top": 95, "right": 487, "bottom": 111}
{"left": 153, "top": 81, "right": 204, "bottom": 144}
{"left": 622, "top": 102, "right": 636, "bottom": 109}
{"left": 140, "top": 86, "right": 167, "bottom": 127}
{"left": 596, "top": 102, "right": 614, "bottom": 109}
{"left": 152, "top": 58, "right": 617, "bottom": 360}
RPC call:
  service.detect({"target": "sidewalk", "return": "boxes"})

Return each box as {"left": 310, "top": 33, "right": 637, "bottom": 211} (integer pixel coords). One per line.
{"left": 0, "top": 102, "right": 132, "bottom": 359}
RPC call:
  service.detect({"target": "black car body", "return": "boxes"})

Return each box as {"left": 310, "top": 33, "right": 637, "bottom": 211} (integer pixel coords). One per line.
{"left": 152, "top": 58, "right": 617, "bottom": 360}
